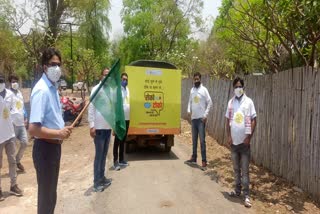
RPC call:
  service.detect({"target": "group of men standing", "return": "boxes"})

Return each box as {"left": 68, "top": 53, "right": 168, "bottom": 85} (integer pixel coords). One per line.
{"left": 0, "top": 46, "right": 257, "bottom": 212}
{"left": 186, "top": 72, "right": 257, "bottom": 208}
{"left": 0, "top": 73, "right": 28, "bottom": 201}
{"left": 0, "top": 47, "right": 131, "bottom": 213}
{"left": 88, "top": 68, "right": 130, "bottom": 192}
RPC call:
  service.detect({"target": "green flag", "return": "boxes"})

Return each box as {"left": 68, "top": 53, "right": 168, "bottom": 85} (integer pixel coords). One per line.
{"left": 90, "top": 59, "right": 126, "bottom": 140}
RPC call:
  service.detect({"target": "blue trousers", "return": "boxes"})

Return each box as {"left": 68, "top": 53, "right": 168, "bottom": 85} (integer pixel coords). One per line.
{"left": 93, "top": 129, "right": 111, "bottom": 187}
{"left": 191, "top": 118, "right": 207, "bottom": 162}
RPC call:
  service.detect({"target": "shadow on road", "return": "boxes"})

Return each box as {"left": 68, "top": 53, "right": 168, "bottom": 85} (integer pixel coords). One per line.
{"left": 220, "top": 191, "right": 244, "bottom": 206}
{"left": 125, "top": 146, "right": 179, "bottom": 162}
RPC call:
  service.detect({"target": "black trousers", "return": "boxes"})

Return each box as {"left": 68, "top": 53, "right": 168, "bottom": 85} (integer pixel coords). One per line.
{"left": 113, "top": 120, "right": 130, "bottom": 162}
{"left": 33, "top": 139, "right": 61, "bottom": 214}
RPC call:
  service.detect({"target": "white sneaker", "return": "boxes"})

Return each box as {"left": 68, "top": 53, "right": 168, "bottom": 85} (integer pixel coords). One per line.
{"left": 244, "top": 196, "right": 252, "bottom": 208}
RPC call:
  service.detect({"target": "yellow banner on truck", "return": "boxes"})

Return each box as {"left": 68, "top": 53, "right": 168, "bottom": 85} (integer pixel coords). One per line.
{"left": 126, "top": 66, "right": 181, "bottom": 135}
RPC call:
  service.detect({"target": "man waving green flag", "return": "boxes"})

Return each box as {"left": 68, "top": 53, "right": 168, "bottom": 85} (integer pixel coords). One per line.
{"left": 90, "top": 59, "right": 126, "bottom": 140}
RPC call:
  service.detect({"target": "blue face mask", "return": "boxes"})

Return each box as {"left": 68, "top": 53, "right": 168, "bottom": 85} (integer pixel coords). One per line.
{"left": 121, "top": 80, "right": 128, "bottom": 87}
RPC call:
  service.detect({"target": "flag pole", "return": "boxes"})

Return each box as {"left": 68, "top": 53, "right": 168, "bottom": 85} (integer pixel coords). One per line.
{"left": 71, "top": 100, "right": 90, "bottom": 127}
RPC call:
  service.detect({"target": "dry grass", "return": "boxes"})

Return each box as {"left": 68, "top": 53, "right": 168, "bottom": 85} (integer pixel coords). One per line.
{"left": 178, "top": 119, "right": 320, "bottom": 214}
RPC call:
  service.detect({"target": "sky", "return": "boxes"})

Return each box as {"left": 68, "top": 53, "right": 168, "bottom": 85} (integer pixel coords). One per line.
{"left": 15, "top": 0, "right": 222, "bottom": 40}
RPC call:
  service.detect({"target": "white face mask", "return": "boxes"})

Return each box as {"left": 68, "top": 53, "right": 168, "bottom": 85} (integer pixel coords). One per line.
{"left": 234, "top": 87, "right": 244, "bottom": 97}
{"left": 46, "top": 66, "right": 62, "bottom": 83}
{"left": 0, "top": 83, "right": 5, "bottom": 92}
{"left": 11, "top": 82, "right": 19, "bottom": 90}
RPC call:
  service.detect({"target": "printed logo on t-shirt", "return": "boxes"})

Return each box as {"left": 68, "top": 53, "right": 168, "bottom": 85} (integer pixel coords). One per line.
{"left": 193, "top": 96, "right": 200, "bottom": 104}
{"left": 234, "top": 112, "right": 244, "bottom": 124}
{"left": 3, "top": 107, "right": 9, "bottom": 120}
{"left": 16, "top": 101, "right": 22, "bottom": 110}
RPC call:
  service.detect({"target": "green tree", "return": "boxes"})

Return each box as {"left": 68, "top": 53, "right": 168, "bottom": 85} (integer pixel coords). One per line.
{"left": 74, "top": 0, "right": 111, "bottom": 66}
{"left": 120, "top": 0, "right": 203, "bottom": 69}
{"left": 214, "top": 0, "right": 320, "bottom": 74}
{"left": 0, "top": 3, "right": 28, "bottom": 79}
{"left": 74, "top": 49, "right": 101, "bottom": 96}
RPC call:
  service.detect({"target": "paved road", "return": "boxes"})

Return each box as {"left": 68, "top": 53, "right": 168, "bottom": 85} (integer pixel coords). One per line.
{"left": 1, "top": 124, "right": 254, "bottom": 214}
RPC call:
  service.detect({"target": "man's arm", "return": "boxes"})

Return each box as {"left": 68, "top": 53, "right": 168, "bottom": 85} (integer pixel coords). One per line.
{"left": 88, "top": 95, "right": 96, "bottom": 138}
{"left": 204, "top": 89, "right": 212, "bottom": 118}
{"left": 244, "top": 117, "right": 257, "bottom": 145}
{"left": 244, "top": 100, "right": 257, "bottom": 145}
{"left": 187, "top": 89, "right": 192, "bottom": 116}
{"left": 226, "top": 118, "right": 232, "bottom": 147}
{"left": 29, "top": 123, "right": 72, "bottom": 141}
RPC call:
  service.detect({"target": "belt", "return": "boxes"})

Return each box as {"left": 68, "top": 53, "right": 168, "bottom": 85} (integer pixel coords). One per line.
{"left": 37, "top": 138, "right": 63, "bottom": 144}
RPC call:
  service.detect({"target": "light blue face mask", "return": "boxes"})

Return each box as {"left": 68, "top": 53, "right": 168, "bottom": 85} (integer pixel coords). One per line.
{"left": 121, "top": 80, "right": 128, "bottom": 87}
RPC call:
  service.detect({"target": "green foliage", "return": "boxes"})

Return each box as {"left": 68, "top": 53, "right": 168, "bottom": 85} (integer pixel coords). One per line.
{"left": 73, "top": 48, "right": 101, "bottom": 88}
{"left": 0, "top": 15, "right": 28, "bottom": 79}
{"left": 120, "top": 0, "right": 203, "bottom": 73}
{"left": 73, "top": 0, "right": 111, "bottom": 66}
{"left": 213, "top": 0, "right": 320, "bottom": 75}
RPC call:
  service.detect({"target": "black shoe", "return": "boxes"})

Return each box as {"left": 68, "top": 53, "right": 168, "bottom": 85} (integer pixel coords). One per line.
{"left": 119, "top": 160, "right": 129, "bottom": 166}
{"left": 93, "top": 185, "right": 104, "bottom": 192}
{"left": 185, "top": 157, "right": 197, "bottom": 165}
{"left": 10, "top": 184, "right": 23, "bottom": 196}
{"left": 102, "top": 177, "right": 112, "bottom": 188}
{"left": 113, "top": 161, "right": 120, "bottom": 171}
{"left": 17, "top": 163, "right": 25, "bottom": 172}
{"left": 0, "top": 190, "right": 4, "bottom": 201}
{"left": 229, "top": 191, "right": 241, "bottom": 197}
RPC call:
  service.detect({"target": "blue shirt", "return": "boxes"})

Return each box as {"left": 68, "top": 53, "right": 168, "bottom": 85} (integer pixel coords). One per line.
{"left": 29, "top": 73, "right": 64, "bottom": 129}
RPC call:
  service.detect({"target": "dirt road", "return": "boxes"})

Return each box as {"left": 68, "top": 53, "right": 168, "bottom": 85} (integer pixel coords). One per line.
{"left": 1, "top": 122, "right": 256, "bottom": 214}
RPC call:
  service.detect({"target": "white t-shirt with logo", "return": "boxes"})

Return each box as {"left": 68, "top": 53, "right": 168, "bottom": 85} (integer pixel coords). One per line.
{"left": 225, "top": 94, "right": 257, "bottom": 145}
{"left": 10, "top": 90, "right": 25, "bottom": 126}
{"left": 0, "top": 89, "right": 15, "bottom": 144}
{"left": 187, "top": 84, "right": 213, "bottom": 120}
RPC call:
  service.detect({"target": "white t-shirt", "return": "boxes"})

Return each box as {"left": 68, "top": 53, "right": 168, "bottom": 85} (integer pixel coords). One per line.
{"left": 225, "top": 94, "right": 257, "bottom": 145}
{"left": 0, "top": 89, "right": 15, "bottom": 144}
{"left": 88, "top": 84, "right": 111, "bottom": 129}
{"left": 187, "top": 84, "right": 213, "bottom": 120}
{"left": 122, "top": 86, "right": 130, "bottom": 120}
{"left": 10, "top": 90, "right": 25, "bottom": 126}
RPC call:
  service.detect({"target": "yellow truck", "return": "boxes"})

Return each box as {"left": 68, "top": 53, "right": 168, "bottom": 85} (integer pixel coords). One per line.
{"left": 125, "top": 60, "right": 181, "bottom": 152}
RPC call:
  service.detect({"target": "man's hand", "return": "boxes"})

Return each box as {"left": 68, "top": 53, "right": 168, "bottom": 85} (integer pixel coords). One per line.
{"left": 59, "top": 126, "right": 73, "bottom": 139}
{"left": 187, "top": 112, "right": 191, "bottom": 118}
{"left": 202, "top": 117, "right": 207, "bottom": 124}
{"left": 227, "top": 136, "right": 233, "bottom": 148}
{"left": 244, "top": 135, "right": 251, "bottom": 145}
{"left": 90, "top": 128, "right": 96, "bottom": 138}
{"left": 24, "top": 119, "right": 28, "bottom": 127}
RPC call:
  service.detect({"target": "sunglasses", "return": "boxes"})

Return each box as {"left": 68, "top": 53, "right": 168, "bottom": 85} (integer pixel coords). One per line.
{"left": 48, "top": 62, "right": 61, "bottom": 67}
{"left": 234, "top": 86, "right": 243, "bottom": 89}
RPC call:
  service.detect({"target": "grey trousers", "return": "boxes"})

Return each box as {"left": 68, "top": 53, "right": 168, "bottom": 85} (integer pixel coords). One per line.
{"left": 0, "top": 138, "right": 17, "bottom": 188}
{"left": 14, "top": 125, "right": 28, "bottom": 163}
{"left": 231, "top": 143, "right": 250, "bottom": 197}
